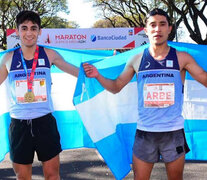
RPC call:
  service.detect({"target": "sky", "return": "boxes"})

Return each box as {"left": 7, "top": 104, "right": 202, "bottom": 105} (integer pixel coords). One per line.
{"left": 58, "top": 0, "right": 98, "bottom": 28}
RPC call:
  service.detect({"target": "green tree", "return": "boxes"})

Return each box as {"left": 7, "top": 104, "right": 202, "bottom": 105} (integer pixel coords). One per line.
{"left": 161, "top": 0, "right": 207, "bottom": 44}
{"left": 42, "top": 16, "right": 79, "bottom": 28}
{"left": 0, "top": 0, "right": 73, "bottom": 49}
{"left": 90, "top": 0, "right": 207, "bottom": 44}
{"left": 93, "top": 16, "right": 129, "bottom": 28}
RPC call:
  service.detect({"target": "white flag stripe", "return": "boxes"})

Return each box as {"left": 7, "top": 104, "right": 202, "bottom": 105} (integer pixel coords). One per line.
{"left": 52, "top": 73, "right": 77, "bottom": 111}
{"left": 0, "top": 80, "right": 10, "bottom": 115}
{"left": 75, "top": 82, "right": 138, "bottom": 143}
{"left": 183, "top": 79, "right": 207, "bottom": 119}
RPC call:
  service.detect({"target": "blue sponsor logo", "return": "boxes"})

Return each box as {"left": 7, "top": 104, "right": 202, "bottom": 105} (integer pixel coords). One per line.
{"left": 90, "top": 34, "right": 127, "bottom": 42}
{"left": 91, "top": 35, "right": 96, "bottom": 42}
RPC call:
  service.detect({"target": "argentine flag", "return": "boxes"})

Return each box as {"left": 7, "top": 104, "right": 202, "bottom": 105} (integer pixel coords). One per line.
{"left": 0, "top": 42, "right": 207, "bottom": 179}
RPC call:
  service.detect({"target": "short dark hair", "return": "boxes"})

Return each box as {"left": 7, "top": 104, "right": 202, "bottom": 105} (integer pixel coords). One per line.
{"left": 16, "top": 10, "right": 41, "bottom": 29}
{"left": 144, "top": 8, "right": 172, "bottom": 26}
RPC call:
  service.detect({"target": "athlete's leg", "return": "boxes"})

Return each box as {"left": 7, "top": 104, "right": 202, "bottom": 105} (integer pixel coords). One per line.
{"left": 165, "top": 154, "right": 185, "bottom": 180}
{"left": 42, "top": 154, "right": 60, "bottom": 180}
{"left": 132, "top": 154, "right": 154, "bottom": 180}
{"left": 34, "top": 114, "right": 61, "bottom": 180}
{"left": 12, "top": 163, "right": 32, "bottom": 180}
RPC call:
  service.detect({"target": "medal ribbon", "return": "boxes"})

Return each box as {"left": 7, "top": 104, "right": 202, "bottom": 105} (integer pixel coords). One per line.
{"left": 20, "top": 45, "right": 39, "bottom": 92}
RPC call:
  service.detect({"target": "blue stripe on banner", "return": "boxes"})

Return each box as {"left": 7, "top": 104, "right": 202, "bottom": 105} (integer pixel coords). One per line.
{"left": 53, "top": 110, "right": 95, "bottom": 149}
{"left": 0, "top": 113, "right": 10, "bottom": 162}
{"left": 185, "top": 119, "right": 207, "bottom": 132}
{"left": 185, "top": 120, "right": 207, "bottom": 160}
{"left": 95, "top": 123, "right": 137, "bottom": 180}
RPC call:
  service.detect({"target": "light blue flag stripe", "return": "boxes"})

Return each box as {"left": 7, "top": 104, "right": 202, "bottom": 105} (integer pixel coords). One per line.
{"left": 0, "top": 113, "right": 10, "bottom": 162}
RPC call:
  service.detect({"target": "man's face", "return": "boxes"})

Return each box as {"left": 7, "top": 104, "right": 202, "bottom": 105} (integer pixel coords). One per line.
{"left": 144, "top": 15, "right": 172, "bottom": 46}
{"left": 16, "top": 20, "right": 41, "bottom": 48}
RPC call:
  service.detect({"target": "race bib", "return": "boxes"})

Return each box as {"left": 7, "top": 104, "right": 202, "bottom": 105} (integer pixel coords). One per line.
{"left": 143, "top": 83, "right": 175, "bottom": 108}
{"left": 15, "top": 78, "right": 47, "bottom": 104}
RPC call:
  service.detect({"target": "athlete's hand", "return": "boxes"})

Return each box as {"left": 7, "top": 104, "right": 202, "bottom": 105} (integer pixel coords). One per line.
{"left": 82, "top": 63, "right": 99, "bottom": 78}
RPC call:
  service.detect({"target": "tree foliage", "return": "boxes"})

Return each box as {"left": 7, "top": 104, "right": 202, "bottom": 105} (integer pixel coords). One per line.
{"left": 93, "top": 16, "right": 129, "bottom": 28}
{"left": 0, "top": 0, "right": 71, "bottom": 49}
{"left": 161, "top": 0, "right": 207, "bottom": 44}
{"left": 42, "top": 16, "right": 79, "bottom": 29}
{"left": 90, "top": 0, "right": 207, "bottom": 44}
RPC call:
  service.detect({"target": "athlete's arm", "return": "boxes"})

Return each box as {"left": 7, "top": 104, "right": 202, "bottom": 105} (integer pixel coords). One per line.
{"left": 45, "top": 48, "right": 79, "bottom": 77}
{"left": 178, "top": 51, "right": 207, "bottom": 87}
{"left": 0, "top": 53, "right": 12, "bottom": 85}
{"left": 83, "top": 61, "right": 135, "bottom": 94}
{"left": 0, "top": 64, "right": 8, "bottom": 85}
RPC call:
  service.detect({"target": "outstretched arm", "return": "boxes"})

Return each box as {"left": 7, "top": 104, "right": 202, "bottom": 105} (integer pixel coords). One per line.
{"left": 45, "top": 48, "right": 79, "bottom": 77}
{"left": 83, "top": 62, "right": 135, "bottom": 94}
{"left": 178, "top": 51, "right": 207, "bottom": 87}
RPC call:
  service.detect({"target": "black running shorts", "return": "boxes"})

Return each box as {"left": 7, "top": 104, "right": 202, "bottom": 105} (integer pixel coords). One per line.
{"left": 9, "top": 113, "right": 62, "bottom": 164}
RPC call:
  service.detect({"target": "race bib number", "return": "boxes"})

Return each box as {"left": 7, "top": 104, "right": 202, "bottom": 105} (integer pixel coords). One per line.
{"left": 143, "top": 83, "right": 175, "bottom": 108}
{"left": 15, "top": 78, "right": 47, "bottom": 104}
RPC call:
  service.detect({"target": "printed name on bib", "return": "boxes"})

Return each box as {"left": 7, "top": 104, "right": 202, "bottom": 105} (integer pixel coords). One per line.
{"left": 143, "top": 83, "right": 175, "bottom": 108}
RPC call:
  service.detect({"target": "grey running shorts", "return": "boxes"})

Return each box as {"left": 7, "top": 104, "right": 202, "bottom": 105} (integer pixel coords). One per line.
{"left": 133, "top": 129, "right": 190, "bottom": 163}
{"left": 9, "top": 113, "right": 62, "bottom": 164}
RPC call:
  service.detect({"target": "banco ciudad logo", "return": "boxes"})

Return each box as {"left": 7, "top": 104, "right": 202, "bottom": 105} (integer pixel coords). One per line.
{"left": 91, "top": 35, "right": 96, "bottom": 42}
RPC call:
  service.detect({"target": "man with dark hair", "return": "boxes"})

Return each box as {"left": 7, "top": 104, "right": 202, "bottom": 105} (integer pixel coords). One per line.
{"left": 83, "top": 8, "right": 207, "bottom": 180}
{"left": 16, "top": 10, "right": 41, "bottom": 29}
{"left": 0, "top": 10, "right": 78, "bottom": 180}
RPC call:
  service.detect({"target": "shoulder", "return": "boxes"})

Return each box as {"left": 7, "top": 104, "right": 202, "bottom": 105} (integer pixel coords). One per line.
{"left": 1, "top": 51, "right": 14, "bottom": 64}
{"left": 176, "top": 49, "right": 194, "bottom": 62}
{"left": 125, "top": 51, "right": 144, "bottom": 73}
{"left": 127, "top": 51, "right": 144, "bottom": 65}
{"left": 126, "top": 50, "right": 144, "bottom": 68}
{"left": 43, "top": 47, "right": 61, "bottom": 64}
{"left": 176, "top": 49, "right": 191, "bottom": 57}
{"left": 175, "top": 49, "right": 196, "bottom": 70}
{"left": 0, "top": 51, "right": 14, "bottom": 72}
{"left": 44, "top": 47, "right": 57, "bottom": 56}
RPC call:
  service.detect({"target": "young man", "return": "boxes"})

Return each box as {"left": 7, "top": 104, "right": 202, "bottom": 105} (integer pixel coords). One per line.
{"left": 83, "top": 8, "right": 207, "bottom": 180}
{"left": 0, "top": 11, "right": 79, "bottom": 180}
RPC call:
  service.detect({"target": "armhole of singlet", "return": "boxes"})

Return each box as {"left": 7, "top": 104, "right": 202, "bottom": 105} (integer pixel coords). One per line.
{"left": 126, "top": 51, "right": 144, "bottom": 74}
{"left": 5, "top": 52, "right": 13, "bottom": 73}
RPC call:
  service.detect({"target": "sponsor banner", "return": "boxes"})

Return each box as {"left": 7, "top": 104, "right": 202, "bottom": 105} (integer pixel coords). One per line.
{"left": 7, "top": 28, "right": 148, "bottom": 49}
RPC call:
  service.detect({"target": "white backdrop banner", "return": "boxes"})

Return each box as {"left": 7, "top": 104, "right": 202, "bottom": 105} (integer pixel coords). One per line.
{"left": 7, "top": 27, "right": 148, "bottom": 49}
